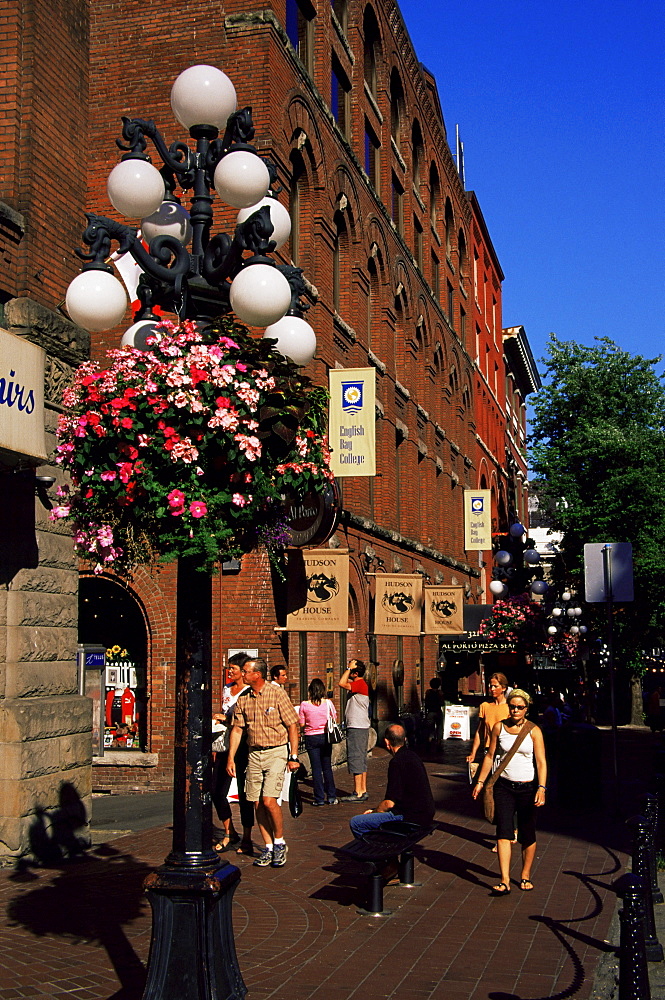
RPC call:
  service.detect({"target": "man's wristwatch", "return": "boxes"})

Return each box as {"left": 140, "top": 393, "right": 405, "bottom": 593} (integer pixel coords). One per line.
{"left": 288, "top": 755, "right": 299, "bottom": 762}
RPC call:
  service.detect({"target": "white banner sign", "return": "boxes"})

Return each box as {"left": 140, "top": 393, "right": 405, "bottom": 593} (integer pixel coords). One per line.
{"left": 328, "top": 368, "right": 376, "bottom": 477}
{"left": 0, "top": 328, "right": 47, "bottom": 460}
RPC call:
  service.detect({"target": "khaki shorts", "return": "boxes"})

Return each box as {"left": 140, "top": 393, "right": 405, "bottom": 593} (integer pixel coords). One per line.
{"left": 245, "top": 745, "right": 288, "bottom": 801}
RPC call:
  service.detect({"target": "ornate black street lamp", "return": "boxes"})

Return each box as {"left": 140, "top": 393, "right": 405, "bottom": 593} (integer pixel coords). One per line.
{"left": 62, "top": 64, "right": 326, "bottom": 1000}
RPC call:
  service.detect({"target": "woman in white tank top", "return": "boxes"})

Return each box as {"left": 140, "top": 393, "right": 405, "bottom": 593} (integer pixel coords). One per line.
{"left": 472, "top": 688, "right": 547, "bottom": 895}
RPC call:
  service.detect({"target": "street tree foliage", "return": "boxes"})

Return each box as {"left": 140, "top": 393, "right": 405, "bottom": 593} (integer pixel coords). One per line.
{"left": 530, "top": 335, "right": 665, "bottom": 668}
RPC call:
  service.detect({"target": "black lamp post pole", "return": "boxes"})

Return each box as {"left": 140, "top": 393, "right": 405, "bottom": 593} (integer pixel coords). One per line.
{"left": 142, "top": 558, "right": 246, "bottom": 1000}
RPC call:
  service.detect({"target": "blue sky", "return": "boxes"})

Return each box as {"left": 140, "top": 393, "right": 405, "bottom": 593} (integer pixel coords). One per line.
{"left": 398, "top": 0, "right": 665, "bottom": 376}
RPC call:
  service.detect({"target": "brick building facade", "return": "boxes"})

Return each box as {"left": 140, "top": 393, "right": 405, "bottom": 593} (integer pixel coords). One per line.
{"left": 0, "top": 0, "right": 93, "bottom": 855}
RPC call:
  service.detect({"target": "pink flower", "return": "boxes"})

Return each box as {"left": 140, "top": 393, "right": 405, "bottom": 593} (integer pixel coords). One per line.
{"left": 100, "top": 471, "right": 117, "bottom": 481}
{"left": 232, "top": 493, "right": 247, "bottom": 507}
{"left": 167, "top": 489, "right": 186, "bottom": 508}
{"left": 189, "top": 501, "right": 207, "bottom": 518}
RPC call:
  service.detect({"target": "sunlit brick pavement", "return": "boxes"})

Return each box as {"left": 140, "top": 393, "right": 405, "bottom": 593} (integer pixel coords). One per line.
{"left": 1, "top": 733, "right": 655, "bottom": 1000}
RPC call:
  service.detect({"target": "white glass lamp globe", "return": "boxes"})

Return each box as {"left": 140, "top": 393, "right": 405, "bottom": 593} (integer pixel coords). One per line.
{"left": 142, "top": 201, "right": 192, "bottom": 245}
{"left": 489, "top": 580, "right": 507, "bottom": 597}
{"left": 121, "top": 319, "right": 161, "bottom": 350}
{"left": 229, "top": 264, "right": 291, "bottom": 327}
{"left": 579, "top": 626, "right": 588, "bottom": 634}
{"left": 570, "top": 625, "right": 580, "bottom": 635}
{"left": 530, "top": 579, "right": 549, "bottom": 596}
{"left": 494, "top": 550, "right": 512, "bottom": 567}
{"left": 107, "top": 159, "right": 165, "bottom": 219}
{"left": 548, "top": 625, "right": 558, "bottom": 635}
{"left": 170, "top": 65, "right": 237, "bottom": 130}
{"left": 237, "top": 197, "right": 292, "bottom": 250}
{"left": 562, "top": 591, "right": 572, "bottom": 602}
{"left": 66, "top": 271, "right": 128, "bottom": 331}
{"left": 523, "top": 548, "right": 540, "bottom": 565}
{"left": 509, "top": 522, "right": 525, "bottom": 538}
{"left": 566, "top": 607, "right": 576, "bottom": 617}
{"left": 263, "top": 315, "right": 316, "bottom": 366}
{"left": 552, "top": 607, "right": 563, "bottom": 617}
{"left": 214, "top": 150, "right": 270, "bottom": 209}
{"left": 574, "top": 607, "right": 583, "bottom": 616}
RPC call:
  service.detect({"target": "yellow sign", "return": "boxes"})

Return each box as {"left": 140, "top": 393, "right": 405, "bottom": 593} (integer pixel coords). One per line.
{"left": 374, "top": 574, "right": 423, "bottom": 636}
{"left": 0, "top": 328, "right": 47, "bottom": 461}
{"left": 464, "top": 489, "right": 492, "bottom": 550}
{"left": 424, "top": 586, "right": 465, "bottom": 634}
{"left": 328, "top": 368, "right": 376, "bottom": 477}
{"left": 286, "top": 549, "right": 349, "bottom": 632}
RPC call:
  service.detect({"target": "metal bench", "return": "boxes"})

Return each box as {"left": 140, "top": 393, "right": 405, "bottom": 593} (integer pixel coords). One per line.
{"left": 337, "top": 820, "right": 434, "bottom": 916}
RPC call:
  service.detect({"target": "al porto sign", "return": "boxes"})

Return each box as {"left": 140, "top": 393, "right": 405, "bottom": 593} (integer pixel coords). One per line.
{"left": 284, "top": 481, "right": 340, "bottom": 547}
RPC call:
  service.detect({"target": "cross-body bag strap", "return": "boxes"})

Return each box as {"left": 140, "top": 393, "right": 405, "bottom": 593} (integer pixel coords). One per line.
{"left": 485, "top": 721, "right": 535, "bottom": 791}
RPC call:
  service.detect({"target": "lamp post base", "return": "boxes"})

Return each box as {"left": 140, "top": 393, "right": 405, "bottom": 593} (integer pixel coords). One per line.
{"left": 142, "top": 859, "right": 246, "bottom": 1000}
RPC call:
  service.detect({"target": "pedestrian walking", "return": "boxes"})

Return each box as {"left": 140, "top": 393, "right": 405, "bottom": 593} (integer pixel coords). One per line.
{"left": 211, "top": 651, "right": 255, "bottom": 856}
{"left": 471, "top": 688, "right": 547, "bottom": 896}
{"left": 466, "top": 672, "right": 510, "bottom": 766}
{"left": 227, "top": 657, "right": 300, "bottom": 868}
{"left": 299, "top": 679, "right": 339, "bottom": 806}
{"left": 338, "top": 659, "right": 371, "bottom": 802}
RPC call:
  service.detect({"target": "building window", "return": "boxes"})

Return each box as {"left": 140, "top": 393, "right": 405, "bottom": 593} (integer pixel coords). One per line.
{"left": 391, "top": 172, "right": 403, "bottom": 234}
{"left": 431, "top": 250, "right": 439, "bottom": 300}
{"left": 333, "top": 208, "right": 348, "bottom": 314}
{"left": 429, "top": 163, "right": 440, "bottom": 229}
{"left": 411, "top": 120, "right": 423, "bottom": 190}
{"left": 414, "top": 215, "right": 423, "bottom": 270}
{"left": 289, "top": 149, "right": 306, "bottom": 265}
{"left": 363, "top": 5, "right": 381, "bottom": 96}
{"left": 390, "top": 69, "right": 403, "bottom": 148}
{"left": 460, "top": 306, "right": 466, "bottom": 344}
{"left": 364, "top": 120, "right": 380, "bottom": 193}
{"left": 458, "top": 228, "right": 467, "bottom": 277}
{"left": 286, "top": 0, "right": 315, "bottom": 75}
{"left": 447, "top": 280, "right": 454, "bottom": 324}
{"left": 331, "top": 0, "right": 348, "bottom": 34}
{"left": 445, "top": 199, "right": 454, "bottom": 259}
{"left": 331, "top": 55, "right": 350, "bottom": 136}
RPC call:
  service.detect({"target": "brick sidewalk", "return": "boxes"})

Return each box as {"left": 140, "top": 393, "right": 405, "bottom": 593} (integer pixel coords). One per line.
{"left": 0, "top": 751, "right": 631, "bottom": 1000}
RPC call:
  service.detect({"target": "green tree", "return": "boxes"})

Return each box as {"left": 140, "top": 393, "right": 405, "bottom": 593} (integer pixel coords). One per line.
{"left": 530, "top": 336, "right": 665, "bottom": 720}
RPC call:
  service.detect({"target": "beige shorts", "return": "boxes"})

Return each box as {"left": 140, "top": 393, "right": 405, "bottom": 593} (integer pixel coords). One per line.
{"left": 245, "top": 745, "right": 288, "bottom": 801}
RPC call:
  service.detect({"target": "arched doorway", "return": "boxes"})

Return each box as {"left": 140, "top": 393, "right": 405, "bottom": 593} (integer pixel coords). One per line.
{"left": 79, "top": 577, "right": 149, "bottom": 752}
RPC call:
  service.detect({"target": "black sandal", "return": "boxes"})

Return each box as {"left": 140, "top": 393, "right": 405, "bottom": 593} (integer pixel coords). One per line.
{"left": 491, "top": 882, "right": 511, "bottom": 896}
{"left": 520, "top": 878, "right": 534, "bottom": 891}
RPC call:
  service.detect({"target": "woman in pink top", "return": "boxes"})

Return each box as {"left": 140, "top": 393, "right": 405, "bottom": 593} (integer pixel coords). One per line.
{"left": 299, "top": 678, "right": 339, "bottom": 806}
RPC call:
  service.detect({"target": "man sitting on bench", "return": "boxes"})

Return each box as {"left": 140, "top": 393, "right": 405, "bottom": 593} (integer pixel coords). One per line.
{"left": 349, "top": 723, "right": 435, "bottom": 838}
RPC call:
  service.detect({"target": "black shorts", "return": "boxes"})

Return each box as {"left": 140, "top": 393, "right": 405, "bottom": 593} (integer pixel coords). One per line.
{"left": 493, "top": 776, "right": 537, "bottom": 847}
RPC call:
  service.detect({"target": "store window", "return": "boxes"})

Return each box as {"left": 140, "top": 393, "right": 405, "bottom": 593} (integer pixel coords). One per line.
{"left": 79, "top": 577, "right": 148, "bottom": 752}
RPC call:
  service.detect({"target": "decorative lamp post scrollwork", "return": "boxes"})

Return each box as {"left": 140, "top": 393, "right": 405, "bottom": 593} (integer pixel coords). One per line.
{"left": 60, "top": 64, "right": 333, "bottom": 1000}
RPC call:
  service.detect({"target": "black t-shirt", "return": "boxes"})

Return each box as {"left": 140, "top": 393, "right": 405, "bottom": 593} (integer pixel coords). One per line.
{"left": 385, "top": 747, "right": 435, "bottom": 827}
{"left": 424, "top": 689, "right": 442, "bottom": 714}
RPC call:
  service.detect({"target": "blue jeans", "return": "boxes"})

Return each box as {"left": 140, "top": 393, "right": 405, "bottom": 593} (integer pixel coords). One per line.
{"left": 305, "top": 733, "right": 337, "bottom": 804}
{"left": 350, "top": 810, "right": 403, "bottom": 839}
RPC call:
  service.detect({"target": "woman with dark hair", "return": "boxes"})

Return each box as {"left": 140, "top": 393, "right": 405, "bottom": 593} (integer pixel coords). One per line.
{"left": 472, "top": 688, "right": 547, "bottom": 895}
{"left": 299, "top": 678, "right": 339, "bottom": 806}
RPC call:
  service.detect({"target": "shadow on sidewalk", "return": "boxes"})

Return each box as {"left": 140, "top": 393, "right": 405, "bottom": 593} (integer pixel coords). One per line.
{"left": 486, "top": 852, "right": 622, "bottom": 1000}
{"left": 6, "top": 842, "right": 150, "bottom": 1000}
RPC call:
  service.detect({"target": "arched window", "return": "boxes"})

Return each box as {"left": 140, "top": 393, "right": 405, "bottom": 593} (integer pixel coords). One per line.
{"left": 333, "top": 208, "right": 349, "bottom": 314}
{"left": 390, "top": 69, "right": 404, "bottom": 147}
{"left": 429, "top": 162, "right": 440, "bottom": 228}
{"left": 332, "top": 0, "right": 348, "bottom": 34}
{"left": 458, "top": 228, "right": 467, "bottom": 277}
{"left": 411, "top": 120, "right": 423, "bottom": 189}
{"left": 444, "top": 198, "right": 454, "bottom": 259}
{"left": 363, "top": 5, "right": 381, "bottom": 96}
{"left": 367, "top": 251, "right": 381, "bottom": 351}
{"left": 289, "top": 148, "right": 307, "bottom": 265}
{"left": 286, "top": 0, "right": 316, "bottom": 75}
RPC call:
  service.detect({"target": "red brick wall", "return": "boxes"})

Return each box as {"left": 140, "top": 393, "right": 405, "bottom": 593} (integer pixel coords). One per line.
{"left": 84, "top": 0, "right": 506, "bottom": 790}
{"left": 0, "top": 0, "right": 88, "bottom": 308}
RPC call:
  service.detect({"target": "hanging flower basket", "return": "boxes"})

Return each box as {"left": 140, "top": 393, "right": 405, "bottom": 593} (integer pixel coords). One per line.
{"left": 51, "top": 317, "right": 333, "bottom": 575}
{"left": 478, "top": 594, "right": 548, "bottom": 652}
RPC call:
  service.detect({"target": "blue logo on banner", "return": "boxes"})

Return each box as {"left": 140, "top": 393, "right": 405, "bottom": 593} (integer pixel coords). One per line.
{"left": 471, "top": 497, "right": 484, "bottom": 513}
{"left": 341, "top": 381, "right": 363, "bottom": 413}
